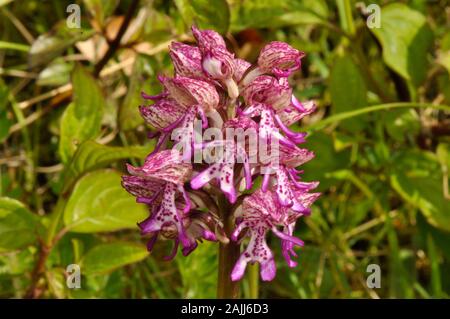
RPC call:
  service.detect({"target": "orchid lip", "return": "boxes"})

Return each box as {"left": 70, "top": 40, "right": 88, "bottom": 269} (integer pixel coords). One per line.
{"left": 261, "top": 173, "right": 271, "bottom": 192}
{"left": 272, "top": 227, "right": 304, "bottom": 247}
{"left": 291, "top": 95, "right": 305, "bottom": 112}
{"left": 274, "top": 113, "right": 307, "bottom": 142}
{"left": 146, "top": 233, "right": 158, "bottom": 252}
{"left": 147, "top": 133, "right": 169, "bottom": 157}
{"left": 163, "top": 238, "right": 179, "bottom": 261}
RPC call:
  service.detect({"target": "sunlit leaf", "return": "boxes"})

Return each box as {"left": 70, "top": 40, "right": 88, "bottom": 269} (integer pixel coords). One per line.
{"left": 370, "top": 3, "right": 433, "bottom": 86}
{"left": 59, "top": 65, "right": 105, "bottom": 164}
{"left": 301, "top": 132, "right": 351, "bottom": 189}
{"left": 438, "top": 51, "right": 450, "bottom": 75}
{"left": 83, "top": 0, "right": 119, "bottom": 26}
{"left": 384, "top": 109, "right": 420, "bottom": 142}
{"left": 37, "top": 58, "right": 73, "bottom": 87}
{"left": 62, "top": 140, "right": 153, "bottom": 192}
{"left": 29, "top": 22, "right": 92, "bottom": 68}
{"left": 64, "top": 169, "right": 147, "bottom": 233}
{"left": 175, "top": 0, "right": 230, "bottom": 34}
{"left": 46, "top": 268, "right": 67, "bottom": 298}
{"left": 329, "top": 55, "right": 367, "bottom": 132}
{"left": 81, "top": 242, "right": 148, "bottom": 275}
{"left": 176, "top": 241, "right": 217, "bottom": 298}
{"left": 230, "top": 0, "right": 328, "bottom": 31}
{"left": 390, "top": 150, "right": 450, "bottom": 232}
{"left": 0, "top": 197, "right": 40, "bottom": 251}
{"left": 119, "top": 55, "right": 156, "bottom": 131}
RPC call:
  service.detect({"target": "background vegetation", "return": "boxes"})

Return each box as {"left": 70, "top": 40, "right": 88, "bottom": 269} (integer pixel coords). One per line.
{"left": 0, "top": 0, "right": 449, "bottom": 298}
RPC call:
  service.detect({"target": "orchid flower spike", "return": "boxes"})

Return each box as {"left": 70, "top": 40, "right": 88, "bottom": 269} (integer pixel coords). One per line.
{"left": 122, "top": 26, "right": 320, "bottom": 281}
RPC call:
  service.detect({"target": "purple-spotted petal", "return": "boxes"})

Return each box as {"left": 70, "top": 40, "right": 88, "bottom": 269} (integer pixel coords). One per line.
{"left": 191, "top": 25, "right": 227, "bottom": 51}
{"left": 162, "top": 76, "right": 220, "bottom": 112}
{"left": 279, "top": 144, "right": 315, "bottom": 167}
{"left": 126, "top": 149, "right": 192, "bottom": 185}
{"left": 275, "top": 168, "right": 295, "bottom": 207}
{"left": 139, "top": 98, "right": 187, "bottom": 131}
{"left": 277, "top": 100, "right": 317, "bottom": 126}
{"left": 169, "top": 42, "right": 205, "bottom": 79}
{"left": 233, "top": 58, "right": 251, "bottom": 82}
{"left": 242, "top": 76, "right": 291, "bottom": 111}
{"left": 190, "top": 161, "right": 237, "bottom": 204}
{"left": 258, "top": 41, "right": 305, "bottom": 77}
{"left": 121, "top": 176, "right": 163, "bottom": 201}
{"left": 243, "top": 189, "right": 285, "bottom": 221}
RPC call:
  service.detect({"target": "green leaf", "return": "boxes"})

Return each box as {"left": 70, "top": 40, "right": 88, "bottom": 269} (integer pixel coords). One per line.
{"left": 175, "top": 0, "right": 230, "bottom": 34}
{"left": 0, "top": 0, "right": 13, "bottom": 8}
{"left": 390, "top": 150, "right": 450, "bottom": 232}
{"left": 29, "top": 22, "right": 92, "bottom": 68}
{"left": 176, "top": 241, "right": 217, "bottom": 298}
{"left": 62, "top": 140, "right": 153, "bottom": 192}
{"left": 63, "top": 169, "right": 147, "bottom": 233}
{"left": 83, "top": 0, "right": 119, "bottom": 26}
{"left": 329, "top": 55, "right": 367, "bottom": 132}
{"left": 438, "top": 51, "right": 450, "bottom": 75}
{"left": 370, "top": 3, "right": 433, "bottom": 87}
{"left": 436, "top": 143, "right": 450, "bottom": 170}
{"left": 119, "top": 55, "right": 156, "bottom": 131}
{"left": 46, "top": 268, "right": 67, "bottom": 298}
{"left": 36, "top": 58, "right": 73, "bottom": 87}
{"left": 384, "top": 109, "right": 420, "bottom": 142}
{"left": 59, "top": 65, "right": 105, "bottom": 164}
{"left": 0, "top": 197, "right": 40, "bottom": 251}
{"left": 301, "top": 132, "right": 351, "bottom": 189}
{"left": 230, "top": 0, "right": 328, "bottom": 31}
{"left": 417, "top": 213, "right": 450, "bottom": 261}
{"left": 80, "top": 242, "right": 148, "bottom": 275}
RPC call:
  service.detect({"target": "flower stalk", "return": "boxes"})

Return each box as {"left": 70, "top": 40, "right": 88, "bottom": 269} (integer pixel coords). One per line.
{"left": 217, "top": 194, "right": 240, "bottom": 299}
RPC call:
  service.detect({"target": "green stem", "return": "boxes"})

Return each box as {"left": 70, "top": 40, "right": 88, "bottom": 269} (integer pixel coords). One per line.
{"left": 217, "top": 194, "right": 240, "bottom": 299}
{"left": 45, "top": 196, "right": 68, "bottom": 245}
{"left": 0, "top": 40, "right": 29, "bottom": 52}
{"left": 336, "top": 0, "right": 356, "bottom": 37}
{"left": 9, "top": 93, "right": 34, "bottom": 192}
{"left": 248, "top": 263, "right": 259, "bottom": 299}
{"left": 306, "top": 102, "right": 450, "bottom": 132}
{"left": 26, "top": 196, "right": 68, "bottom": 298}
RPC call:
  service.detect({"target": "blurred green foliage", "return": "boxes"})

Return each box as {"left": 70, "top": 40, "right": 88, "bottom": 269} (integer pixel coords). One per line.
{"left": 0, "top": 0, "right": 449, "bottom": 299}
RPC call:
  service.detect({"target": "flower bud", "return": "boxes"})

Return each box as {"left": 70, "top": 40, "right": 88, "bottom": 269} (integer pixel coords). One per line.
{"left": 169, "top": 42, "right": 205, "bottom": 79}
{"left": 126, "top": 149, "right": 192, "bottom": 185}
{"left": 191, "top": 25, "right": 227, "bottom": 51}
{"left": 233, "top": 58, "right": 251, "bottom": 82}
{"left": 202, "top": 48, "right": 239, "bottom": 99}
{"left": 162, "top": 76, "right": 220, "bottom": 112}
{"left": 258, "top": 41, "right": 305, "bottom": 77}
{"left": 139, "top": 98, "right": 187, "bottom": 131}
